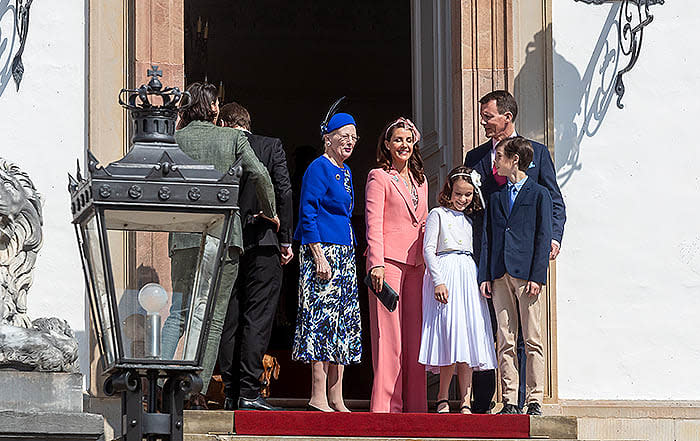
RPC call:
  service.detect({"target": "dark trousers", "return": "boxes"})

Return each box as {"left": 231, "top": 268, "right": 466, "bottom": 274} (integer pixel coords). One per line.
{"left": 218, "top": 246, "right": 282, "bottom": 400}
{"left": 471, "top": 298, "right": 527, "bottom": 411}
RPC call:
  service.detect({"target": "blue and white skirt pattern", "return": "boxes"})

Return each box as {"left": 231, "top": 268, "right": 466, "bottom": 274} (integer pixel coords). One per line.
{"left": 292, "top": 243, "right": 362, "bottom": 364}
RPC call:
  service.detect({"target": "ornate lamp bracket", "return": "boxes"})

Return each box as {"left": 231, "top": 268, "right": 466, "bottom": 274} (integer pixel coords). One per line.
{"left": 574, "top": 0, "right": 664, "bottom": 108}
{"left": 11, "top": 0, "right": 33, "bottom": 90}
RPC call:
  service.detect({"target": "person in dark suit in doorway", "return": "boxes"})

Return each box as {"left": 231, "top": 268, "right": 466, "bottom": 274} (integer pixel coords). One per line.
{"left": 465, "top": 90, "right": 566, "bottom": 413}
{"left": 217, "top": 102, "right": 294, "bottom": 411}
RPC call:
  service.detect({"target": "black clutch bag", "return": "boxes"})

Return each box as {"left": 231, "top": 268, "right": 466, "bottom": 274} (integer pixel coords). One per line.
{"left": 363, "top": 273, "right": 399, "bottom": 312}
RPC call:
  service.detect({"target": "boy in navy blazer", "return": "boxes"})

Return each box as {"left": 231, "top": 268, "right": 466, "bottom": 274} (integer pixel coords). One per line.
{"left": 479, "top": 137, "right": 552, "bottom": 415}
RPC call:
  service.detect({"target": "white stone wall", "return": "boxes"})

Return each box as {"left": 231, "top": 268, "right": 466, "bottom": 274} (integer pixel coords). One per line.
{"left": 0, "top": 1, "right": 88, "bottom": 377}
{"left": 553, "top": 1, "right": 700, "bottom": 400}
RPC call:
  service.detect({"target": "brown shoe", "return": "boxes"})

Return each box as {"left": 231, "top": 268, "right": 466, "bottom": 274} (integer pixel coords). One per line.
{"left": 186, "top": 392, "right": 209, "bottom": 410}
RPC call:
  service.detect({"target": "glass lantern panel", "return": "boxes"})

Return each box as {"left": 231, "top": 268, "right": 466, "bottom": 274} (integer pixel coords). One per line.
{"left": 81, "top": 216, "right": 118, "bottom": 366}
{"left": 102, "top": 209, "right": 227, "bottom": 364}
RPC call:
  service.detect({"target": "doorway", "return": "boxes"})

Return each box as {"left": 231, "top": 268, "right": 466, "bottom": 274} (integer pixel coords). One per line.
{"left": 184, "top": 0, "right": 413, "bottom": 400}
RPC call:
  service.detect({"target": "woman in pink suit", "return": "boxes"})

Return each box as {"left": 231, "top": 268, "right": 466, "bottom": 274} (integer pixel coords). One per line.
{"left": 365, "top": 117, "right": 428, "bottom": 413}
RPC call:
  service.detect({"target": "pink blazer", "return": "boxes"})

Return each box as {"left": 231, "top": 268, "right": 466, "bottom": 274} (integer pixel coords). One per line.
{"left": 365, "top": 168, "right": 429, "bottom": 269}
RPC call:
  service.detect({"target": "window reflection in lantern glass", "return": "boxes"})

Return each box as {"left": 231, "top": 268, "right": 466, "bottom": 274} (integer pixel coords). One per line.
{"left": 103, "top": 210, "right": 227, "bottom": 363}
{"left": 82, "top": 216, "right": 117, "bottom": 366}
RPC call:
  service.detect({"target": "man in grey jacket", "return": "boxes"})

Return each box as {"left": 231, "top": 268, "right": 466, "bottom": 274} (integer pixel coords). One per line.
{"left": 161, "top": 82, "right": 278, "bottom": 409}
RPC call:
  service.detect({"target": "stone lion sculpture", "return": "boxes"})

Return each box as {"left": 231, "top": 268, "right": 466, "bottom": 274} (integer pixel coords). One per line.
{"left": 0, "top": 158, "right": 42, "bottom": 328}
{"left": 0, "top": 157, "right": 78, "bottom": 372}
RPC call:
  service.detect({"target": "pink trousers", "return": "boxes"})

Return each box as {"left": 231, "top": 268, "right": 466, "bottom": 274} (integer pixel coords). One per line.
{"left": 368, "top": 259, "right": 427, "bottom": 413}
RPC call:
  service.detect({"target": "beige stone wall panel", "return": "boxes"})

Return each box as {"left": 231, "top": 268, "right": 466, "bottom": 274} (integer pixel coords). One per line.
{"left": 150, "top": 0, "right": 174, "bottom": 63}
{"left": 460, "top": 0, "right": 474, "bottom": 70}
{"left": 578, "top": 417, "right": 675, "bottom": 441}
{"left": 135, "top": 0, "right": 152, "bottom": 61}
{"left": 89, "top": 0, "right": 130, "bottom": 164}
{"left": 676, "top": 420, "right": 700, "bottom": 441}
{"left": 135, "top": 0, "right": 184, "bottom": 89}
{"left": 457, "top": 0, "right": 514, "bottom": 155}
{"left": 475, "top": 0, "right": 493, "bottom": 68}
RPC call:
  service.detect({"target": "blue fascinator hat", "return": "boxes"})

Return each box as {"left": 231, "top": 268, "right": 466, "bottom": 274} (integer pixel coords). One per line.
{"left": 320, "top": 96, "right": 355, "bottom": 135}
{"left": 325, "top": 113, "right": 355, "bottom": 133}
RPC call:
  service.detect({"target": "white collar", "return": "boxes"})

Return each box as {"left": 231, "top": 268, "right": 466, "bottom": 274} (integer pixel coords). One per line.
{"left": 490, "top": 129, "right": 518, "bottom": 163}
{"left": 491, "top": 128, "right": 518, "bottom": 149}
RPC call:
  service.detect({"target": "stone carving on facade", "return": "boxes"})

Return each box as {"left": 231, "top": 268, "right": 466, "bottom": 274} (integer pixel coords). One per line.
{"left": 0, "top": 157, "right": 78, "bottom": 372}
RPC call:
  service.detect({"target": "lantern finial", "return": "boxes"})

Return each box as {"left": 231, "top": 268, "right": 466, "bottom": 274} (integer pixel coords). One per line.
{"left": 118, "top": 66, "right": 191, "bottom": 143}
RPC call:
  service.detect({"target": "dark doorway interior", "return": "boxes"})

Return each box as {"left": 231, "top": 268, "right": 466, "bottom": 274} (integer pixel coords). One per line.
{"left": 184, "top": 1, "right": 412, "bottom": 400}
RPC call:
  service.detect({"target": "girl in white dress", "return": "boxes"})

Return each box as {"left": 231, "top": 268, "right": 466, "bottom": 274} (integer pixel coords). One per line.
{"left": 418, "top": 166, "right": 497, "bottom": 414}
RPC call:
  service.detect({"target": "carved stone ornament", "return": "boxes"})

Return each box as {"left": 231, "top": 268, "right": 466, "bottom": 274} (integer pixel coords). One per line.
{"left": 0, "top": 157, "right": 79, "bottom": 372}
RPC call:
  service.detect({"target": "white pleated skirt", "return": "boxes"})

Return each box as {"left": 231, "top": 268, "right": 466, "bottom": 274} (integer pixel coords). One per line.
{"left": 418, "top": 253, "right": 497, "bottom": 373}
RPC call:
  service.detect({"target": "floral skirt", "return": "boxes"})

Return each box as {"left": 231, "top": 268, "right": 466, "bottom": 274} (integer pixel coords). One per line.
{"left": 292, "top": 243, "right": 362, "bottom": 364}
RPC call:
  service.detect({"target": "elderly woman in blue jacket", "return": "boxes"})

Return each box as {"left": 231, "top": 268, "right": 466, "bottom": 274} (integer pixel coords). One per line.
{"left": 292, "top": 112, "right": 361, "bottom": 412}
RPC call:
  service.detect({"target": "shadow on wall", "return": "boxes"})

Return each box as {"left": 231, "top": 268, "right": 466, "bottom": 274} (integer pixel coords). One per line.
{"left": 515, "top": 4, "right": 623, "bottom": 187}
{"left": 556, "top": 4, "right": 623, "bottom": 187}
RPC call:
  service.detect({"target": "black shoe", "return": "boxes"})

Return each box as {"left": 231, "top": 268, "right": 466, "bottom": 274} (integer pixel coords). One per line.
{"left": 498, "top": 403, "right": 522, "bottom": 414}
{"left": 238, "top": 395, "right": 283, "bottom": 411}
{"left": 223, "top": 397, "right": 237, "bottom": 411}
{"left": 471, "top": 400, "right": 495, "bottom": 414}
{"left": 526, "top": 402, "right": 542, "bottom": 416}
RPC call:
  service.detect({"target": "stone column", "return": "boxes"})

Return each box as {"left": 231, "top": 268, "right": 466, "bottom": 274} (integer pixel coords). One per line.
{"left": 133, "top": 0, "right": 185, "bottom": 357}
{"left": 135, "top": 0, "right": 185, "bottom": 90}
{"left": 512, "top": 0, "right": 558, "bottom": 403}
{"left": 452, "top": 0, "right": 558, "bottom": 403}
{"left": 87, "top": 0, "right": 130, "bottom": 398}
{"left": 453, "top": 0, "right": 514, "bottom": 157}
{"left": 88, "top": 0, "right": 130, "bottom": 164}
{"left": 87, "top": 0, "right": 185, "bottom": 397}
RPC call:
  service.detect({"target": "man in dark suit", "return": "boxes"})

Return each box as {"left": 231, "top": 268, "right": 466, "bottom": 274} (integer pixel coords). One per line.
{"left": 217, "top": 102, "right": 293, "bottom": 411}
{"left": 465, "top": 90, "right": 566, "bottom": 413}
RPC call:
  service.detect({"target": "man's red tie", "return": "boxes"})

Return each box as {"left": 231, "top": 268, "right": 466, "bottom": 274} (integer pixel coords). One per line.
{"left": 492, "top": 162, "right": 507, "bottom": 186}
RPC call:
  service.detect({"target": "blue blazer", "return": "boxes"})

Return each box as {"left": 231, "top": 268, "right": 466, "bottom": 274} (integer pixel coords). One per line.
{"left": 294, "top": 155, "right": 355, "bottom": 246}
{"left": 465, "top": 138, "right": 565, "bottom": 243}
{"left": 478, "top": 177, "right": 553, "bottom": 285}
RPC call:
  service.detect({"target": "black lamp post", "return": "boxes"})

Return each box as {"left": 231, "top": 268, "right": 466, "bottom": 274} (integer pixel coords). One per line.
{"left": 69, "top": 67, "right": 240, "bottom": 441}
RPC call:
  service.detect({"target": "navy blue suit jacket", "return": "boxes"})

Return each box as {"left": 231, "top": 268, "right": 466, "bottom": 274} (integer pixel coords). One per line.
{"left": 478, "top": 177, "right": 553, "bottom": 285}
{"left": 465, "top": 138, "right": 565, "bottom": 243}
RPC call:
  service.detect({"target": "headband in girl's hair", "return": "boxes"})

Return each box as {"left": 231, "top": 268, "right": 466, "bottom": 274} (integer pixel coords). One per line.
{"left": 384, "top": 117, "right": 421, "bottom": 143}
{"left": 450, "top": 170, "right": 486, "bottom": 208}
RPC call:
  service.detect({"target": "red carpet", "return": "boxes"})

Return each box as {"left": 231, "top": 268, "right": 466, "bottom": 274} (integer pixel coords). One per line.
{"left": 234, "top": 410, "right": 530, "bottom": 438}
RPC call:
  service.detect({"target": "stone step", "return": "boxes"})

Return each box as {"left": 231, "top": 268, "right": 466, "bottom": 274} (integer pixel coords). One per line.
{"left": 0, "top": 410, "right": 104, "bottom": 441}
{"left": 185, "top": 437, "right": 641, "bottom": 441}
